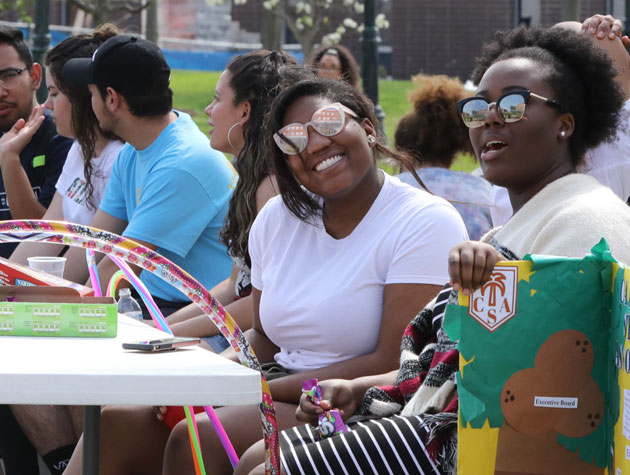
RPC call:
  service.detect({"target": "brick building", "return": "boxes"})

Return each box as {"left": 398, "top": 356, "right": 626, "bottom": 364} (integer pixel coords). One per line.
{"left": 229, "top": 0, "right": 620, "bottom": 80}
{"left": 389, "top": 0, "right": 611, "bottom": 81}
{"left": 2, "top": 0, "right": 623, "bottom": 79}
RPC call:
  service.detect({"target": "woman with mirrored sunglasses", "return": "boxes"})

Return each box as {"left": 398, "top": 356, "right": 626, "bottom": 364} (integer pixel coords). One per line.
{"left": 235, "top": 27, "right": 630, "bottom": 475}
{"left": 445, "top": 26, "right": 630, "bottom": 474}
{"left": 161, "top": 78, "right": 468, "bottom": 474}
{"left": 450, "top": 25, "right": 630, "bottom": 291}
{"left": 219, "top": 77, "right": 468, "bottom": 474}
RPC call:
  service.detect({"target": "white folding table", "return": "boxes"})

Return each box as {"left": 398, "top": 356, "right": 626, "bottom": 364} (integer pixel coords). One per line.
{"left": 0, "top": 315, "right": 262, "bottom": 474}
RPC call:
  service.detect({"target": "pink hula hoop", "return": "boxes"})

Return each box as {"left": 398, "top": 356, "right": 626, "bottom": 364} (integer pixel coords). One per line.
{"left": 0, "top": 220, "right": 280, "bottom": 474}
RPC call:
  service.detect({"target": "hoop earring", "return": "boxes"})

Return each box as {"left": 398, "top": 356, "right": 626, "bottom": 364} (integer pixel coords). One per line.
{"left": 227, "top": 122, "right": 241, "bottom": 149}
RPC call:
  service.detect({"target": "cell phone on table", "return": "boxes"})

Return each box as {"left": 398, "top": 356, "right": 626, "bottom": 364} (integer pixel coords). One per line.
{"left": 122, "top": 337, "right": 201, "bottom": 352}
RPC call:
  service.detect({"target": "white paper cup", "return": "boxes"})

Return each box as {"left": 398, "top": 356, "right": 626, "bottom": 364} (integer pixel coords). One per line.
{"left": 27, "top": 256, "right": 67, "bottom": 279}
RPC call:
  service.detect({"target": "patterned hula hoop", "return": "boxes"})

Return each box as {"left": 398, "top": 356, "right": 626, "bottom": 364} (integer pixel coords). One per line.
{"left": 0, "top": 220, "right": 280, "bottom": 474}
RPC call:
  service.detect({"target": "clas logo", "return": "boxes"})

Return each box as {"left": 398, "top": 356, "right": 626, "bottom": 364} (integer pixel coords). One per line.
{"left": 468, "top": 266, "right": 518, "bottom": 332}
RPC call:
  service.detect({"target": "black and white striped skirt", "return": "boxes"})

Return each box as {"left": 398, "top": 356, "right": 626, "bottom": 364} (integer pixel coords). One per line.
{"left": 280, "top": 414, "right": 442, "bottom": 475}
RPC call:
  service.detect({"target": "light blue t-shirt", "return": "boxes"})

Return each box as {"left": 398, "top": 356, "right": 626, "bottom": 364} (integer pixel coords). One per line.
{"left": 99, "top": 111, "right": 236, "bottom": 301}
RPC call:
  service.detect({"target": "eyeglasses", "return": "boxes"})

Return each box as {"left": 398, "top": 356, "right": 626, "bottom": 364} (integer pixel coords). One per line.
{"left": 273, "top": 102, "right": 358, "bottom": 155}
{"left": 0, "top": 67, "right": 27, "bottom": 90}
{"left": 0, "top": 67, "right": 28, "bottom": 90}
{"left": 457, "top": 90, "right": 561, "bottom": 128}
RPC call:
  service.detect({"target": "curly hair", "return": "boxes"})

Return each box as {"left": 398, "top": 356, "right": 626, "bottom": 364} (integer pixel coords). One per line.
{"left": 219, "top": 50, "right": 303, "bottom": 266}
{"left": 395, "top": 74, "right": 473, "bottom": 168}
{"left": 268, "top": 77, "right": 422, "bottom": 222}
{"left": 46, "top": 23, "right": 120, "bottom": 210}
{"left": 471, "top": 26, "right": 624, "bottom": 167}
{"left": 309, "top": 44, "right": 360, "bottom": 89}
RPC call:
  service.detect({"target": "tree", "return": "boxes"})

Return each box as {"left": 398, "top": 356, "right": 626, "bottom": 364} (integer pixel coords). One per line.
{"left": 67, "top": 0, "right": 154, "bottom": 34}
{"left": 209, "top": 0, "right": 389, "bottom": 60}
{"left": 260, "top": 5, "right": 283, "bottom": 51}
{"left": 0, "top": 0, "right": 34, "bottom": 22}
{"left": 262, "top": 0, "right": 364, "bottom": 59}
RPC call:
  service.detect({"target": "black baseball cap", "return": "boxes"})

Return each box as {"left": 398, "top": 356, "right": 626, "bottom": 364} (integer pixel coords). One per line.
{"left": 62, "top": 35, "right": 171, "bottom": 95}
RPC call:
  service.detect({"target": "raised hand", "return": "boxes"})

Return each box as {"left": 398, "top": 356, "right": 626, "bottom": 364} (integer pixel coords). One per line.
{"left": 448, "top": 241, "right": 503, "bottom": 296}
{"left": 582, "top": 13, "right": 629, "bottom": 46}
{"left": 0, "top": 104, "right": 46, "bottom": 165}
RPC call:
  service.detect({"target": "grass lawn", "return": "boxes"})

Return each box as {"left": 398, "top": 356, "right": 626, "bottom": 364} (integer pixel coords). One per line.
{"left": 171, "top": 69, "right": 477, "bottom": 173}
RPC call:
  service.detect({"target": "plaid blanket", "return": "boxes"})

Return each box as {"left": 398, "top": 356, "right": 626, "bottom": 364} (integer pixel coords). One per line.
{"left": 357, "top": 283, "right": 459, "bottom": 472}
{"left": 357, "top": 237, "right": 518, "bottom": 473}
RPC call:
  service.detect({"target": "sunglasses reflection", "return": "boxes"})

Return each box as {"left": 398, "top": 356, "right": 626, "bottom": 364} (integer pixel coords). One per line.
{"left": 274, "top": 103, "right": 357, "bottom": 155}
{"left": 457, "top": 90, "right": 560, "bottom": 129}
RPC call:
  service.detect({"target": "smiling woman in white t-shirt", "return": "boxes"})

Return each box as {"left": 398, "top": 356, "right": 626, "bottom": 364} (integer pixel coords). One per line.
{"left": 62, "top": 76, "right": 469, "bottom": 475}
{"left": 154, "top": 78, "right": 468, "bottom": 474}
{"left": 10, "top": 25, "right": 123, "bottom": 266}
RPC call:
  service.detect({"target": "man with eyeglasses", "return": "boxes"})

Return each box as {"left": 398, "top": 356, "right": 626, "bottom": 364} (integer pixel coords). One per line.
{"left": 0, "top": 26, "right": 72, "bottom": 257}
{"left": 0, "top": 25, "right": 72, "bottom": 475}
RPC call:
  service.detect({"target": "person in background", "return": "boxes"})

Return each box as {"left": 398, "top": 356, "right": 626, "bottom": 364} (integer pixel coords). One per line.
{"left": 10, "top": 24, "right": 124, "bottom": 265}
{"left": 59, "top": 34, "right": 235, "bottom": 312}
{"left": 0, "top": 25, "right": 125, "bottom": 475}
{"left": 236, "top": 25, "right": 630, "bottom": 475}
{"left": 395, "top": 73, "right": 493, "bottom": 240}
{"left": 0, "top": 26, "right": 72, "bottom": 257}
{"left": 309, "top": 44, "right": 360, "bottom": 89}
{"left": 0, "top": 25, "right": 73, "bottom": 475}
{"left": 489, "top": 13, "right": 630, "bottom": 226}
{"left": 570, "top": 16, "right": 630, "bottom": 203}
{"left": 63, "top": 76, "right": 467, "bottom": 475}
{"left": 164, "top": 50, "right": 302, "bottom": 354}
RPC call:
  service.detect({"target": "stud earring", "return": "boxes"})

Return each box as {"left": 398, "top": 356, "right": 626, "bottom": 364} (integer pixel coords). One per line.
{"left": 560, "top": 130, "right": 566, "bottom": 138}
{"left": 367, "top": 135, "right": 376, "bottom": 145}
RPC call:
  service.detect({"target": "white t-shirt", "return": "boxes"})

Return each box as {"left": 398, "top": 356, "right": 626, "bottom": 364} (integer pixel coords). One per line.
{"left": 580, "top": 99, "right": 630, "bottom": 203}
{"left": 55, "top": 140, "right": 123, "bottom": 225}
{"left": 249, "top": 172, "right": 468, "bottom": 372}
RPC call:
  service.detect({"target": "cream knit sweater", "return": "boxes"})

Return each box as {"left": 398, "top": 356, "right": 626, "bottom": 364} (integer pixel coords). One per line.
{"left": 493, "top": 173, "right": 630, "bottom": 264}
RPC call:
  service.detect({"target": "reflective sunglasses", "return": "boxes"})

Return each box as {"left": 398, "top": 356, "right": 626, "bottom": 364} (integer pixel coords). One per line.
{"left": 273, "top": 102, "right": 358, "bottom": 155}
{"left": 457, "top": 90, "right": 561, "bottom": 128}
